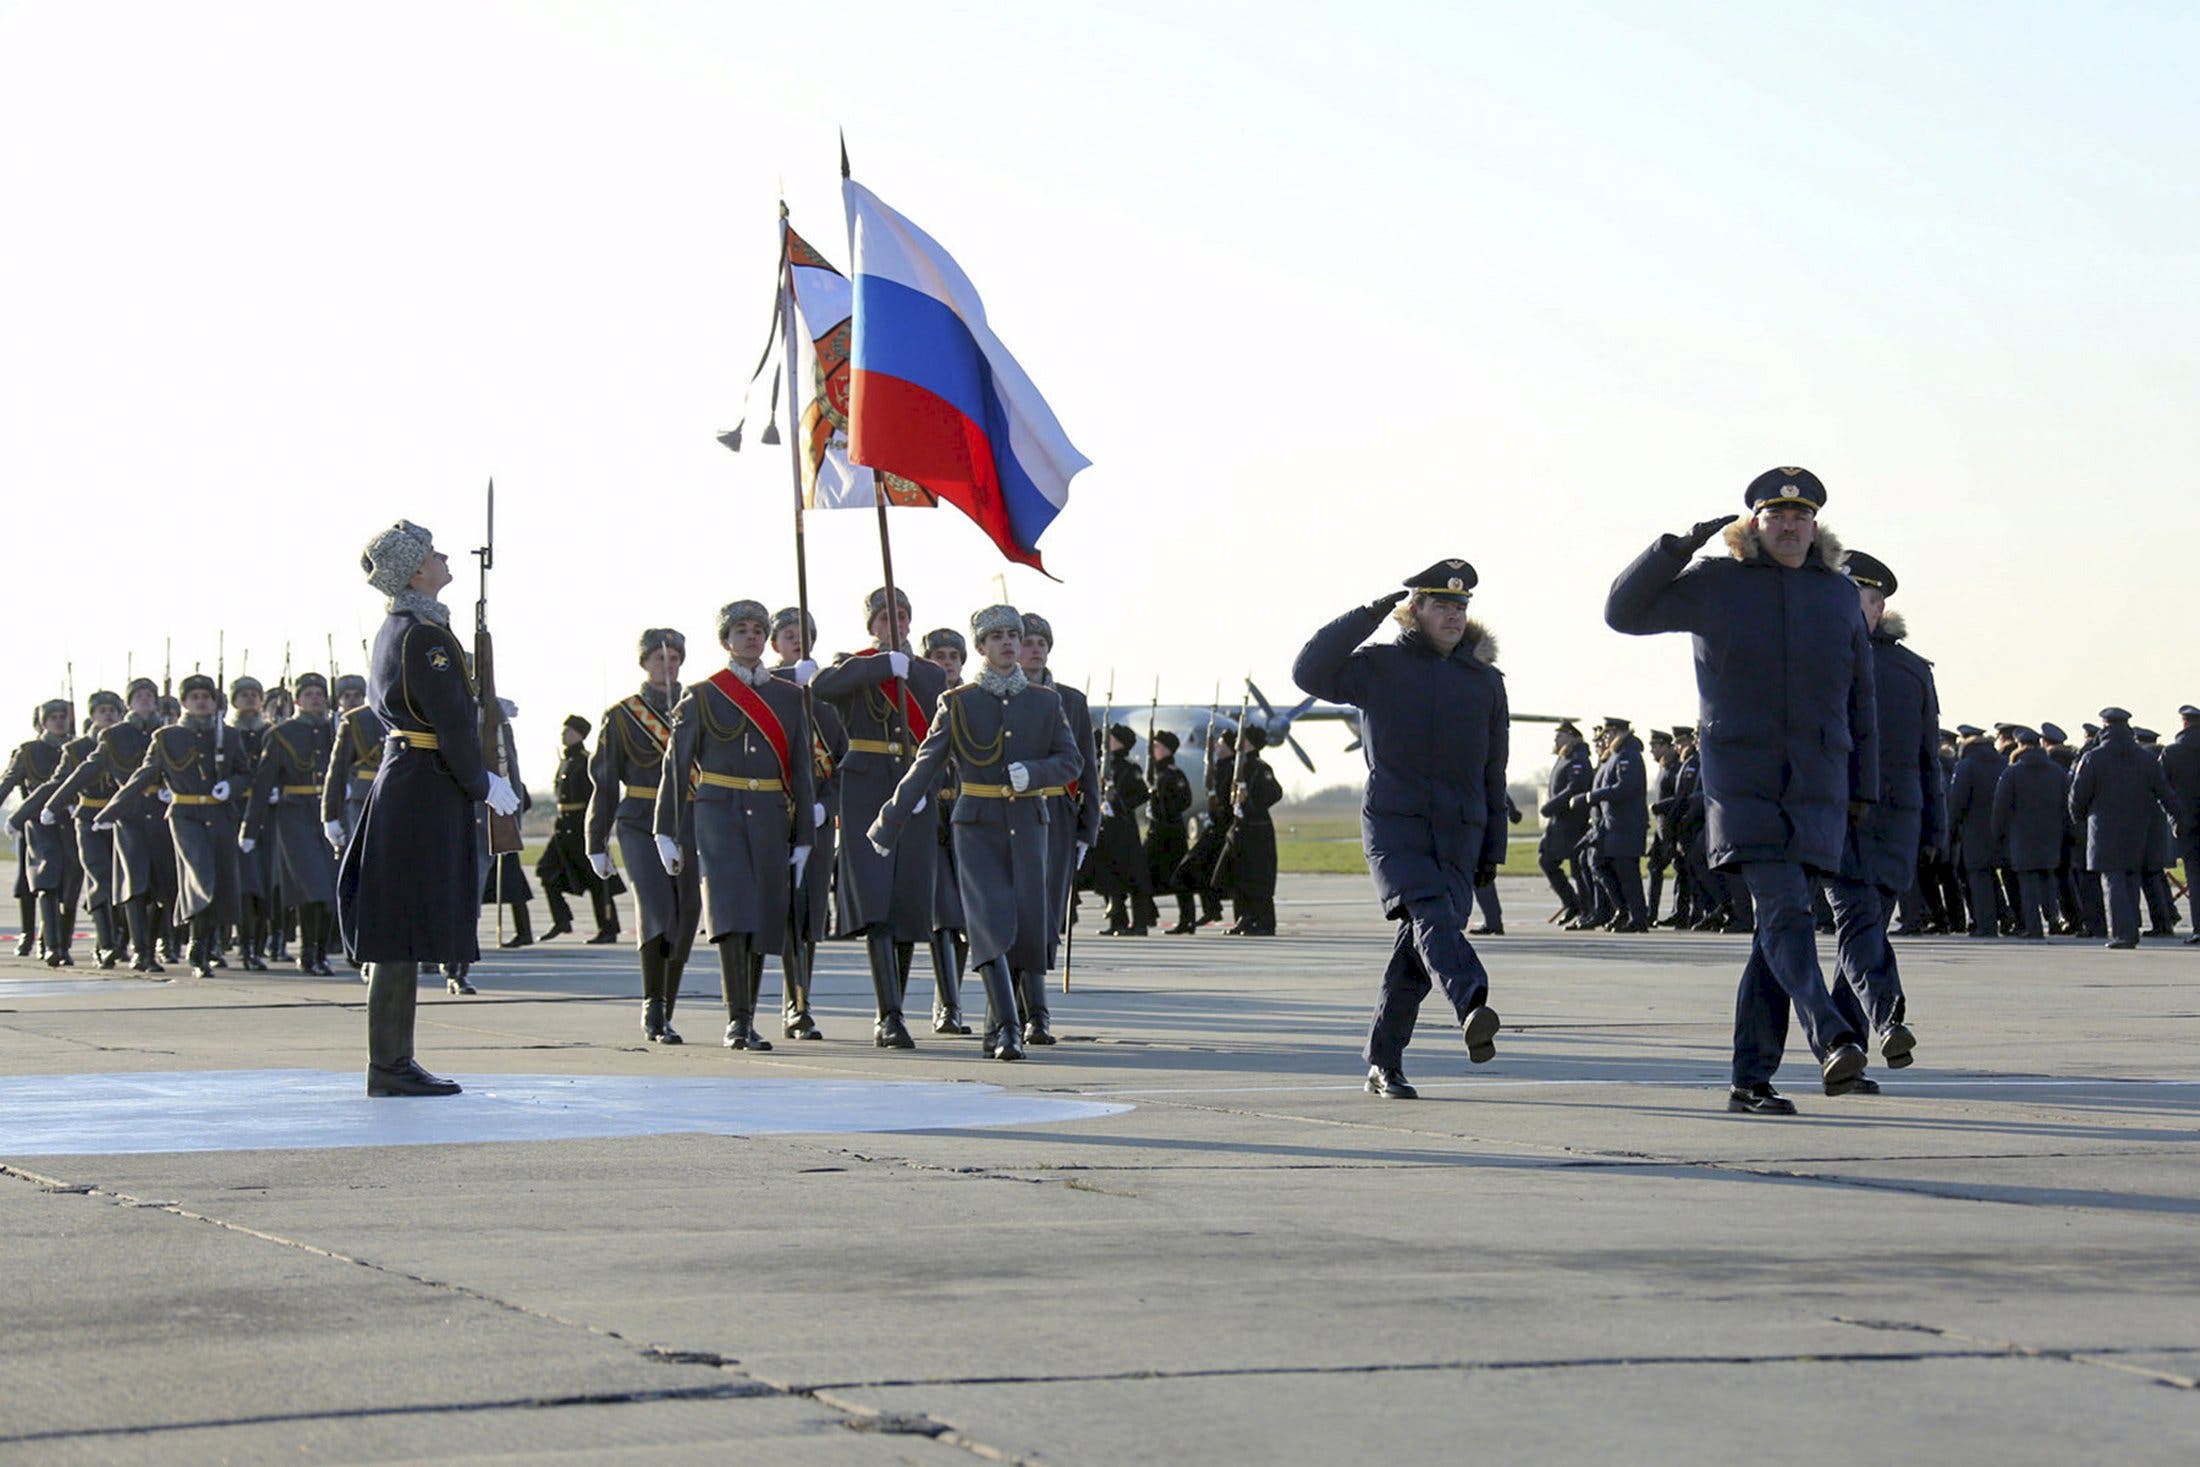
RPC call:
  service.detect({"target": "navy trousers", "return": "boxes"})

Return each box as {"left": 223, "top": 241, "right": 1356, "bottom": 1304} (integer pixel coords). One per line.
{"left": 2104, "top": 871, "right": 2141, "bottom": 945}
{"left": 1364, "top": 897, "right": 1490, "bottom": 1070}
{"left": 2014, "top": 870, "right": 2056, "bottom": 939}
{"left": 1731, "top": 862, "right": 1862, "bottom": 1089}
{"left": 1824, "top": 878, "right": 1906, "bottom": 1040}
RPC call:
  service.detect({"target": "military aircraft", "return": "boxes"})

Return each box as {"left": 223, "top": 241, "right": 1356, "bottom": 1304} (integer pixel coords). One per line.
{"left": 1082, "top": 679, "right": 1572, "bottom": 816}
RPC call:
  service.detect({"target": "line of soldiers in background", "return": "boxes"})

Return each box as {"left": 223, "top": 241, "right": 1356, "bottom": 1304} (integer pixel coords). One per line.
{"left": 1533, "top": 710, "right": 2200, "bottom": 945}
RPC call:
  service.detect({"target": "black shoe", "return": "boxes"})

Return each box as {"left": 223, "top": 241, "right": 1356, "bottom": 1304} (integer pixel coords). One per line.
{"left": 784, "top": 1013, "right": 821, "bottom": 1041}
{"left": 307, "top": 957, "right": 336, "bottom": 978}
{"left": 132, "top": 956, "right": 165, "bottom": 976}
{"left": 1119, "top": 926, "right": 1149, "bottom": 937}
{"left": 1839, "top": 1076, "right": 1882, "bottom": 1095}
{"left": 1727, "top": 1084, "right": 1796, "bottom": 1115}
{"left": 96, "top": 949, "right": 119, "bottom": 970}
{"left": 447, "top": 972, "right": 477, "bottom": 996}
{"left": 1821, "top": 1042, "right": 1867, "bottom": 1094}
{"left": 1469, "top": 924, "right": 1504, "bottom": 936}
{"left": 987, "top": 1026, "right": 1026, "bottom": 1061}
{"left": 1222, "top": 922, "right": 1251, "bottom": 936}
{"left": 1024, "top": 1017, "right": 1057, "bottom": 1046}
{"left": 1163, "top": 922, "right": 1196, "bottom": 935}
{"left": 2146, "top": 926, "right": 2179, "bottom": 939}
{"left": 2106, "top": 938, "right": 2138, "bottom": 950}
{"left": 933, "top": 1011, "right": 972, "bottom": 1036}
{"left": 1461, "top": 1005, "right": 1501, "bottom": 1064}
{"left": 875, "top": 1014, "right": 916, "bottom": 1049}
{"left": 190, "top": 962, "right": 216, "bottom": 979}
{"left": 240, "top": 953, "right": 269, "bottom": 973}
{"left": 367, "top": 1059, "right": 463, "bottom": 1097}
{"left": 658, "top": 1020, "right": 683, "bottom": 1045}
{"left": 642, "top": 998, "right": 665, "bottom": 1041}
{"left": 723, "top": 1019, "right": 773, "bottom": 1051}
{"left": 2186, "top": 935, "right": 2200, "bottom": 946}
{"left": 543, "top": 919, "right": 574, "bottom": 942}
{"left": 1365, "top": 1065, "right": 1418, "bottom": 1099}
{"left": 12, "top": 935, "right": 31, "bottom": 958}
{"left": 1880, "top": 1022, "right": 1917, "bottom": 1070}
{"left": 500, "top": 933, "right": 532, "bottom": 950}
{"left": 587, "top": 929, "right": 620, "bottom": 944}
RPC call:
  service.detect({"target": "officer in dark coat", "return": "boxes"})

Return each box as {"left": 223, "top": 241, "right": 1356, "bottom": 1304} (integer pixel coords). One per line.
{"left": 1537, "top": 723, "right": 1593, "bottom": 923}
{"left": 18, "top": 690, "right": 127, "bottom": 966}
{"left": 812, "top": 587, "right": 950, "bottom": 1048}
{"left": 52, "top": 679, "right": 171, "bottom": 970}
{"left": 537, "top": 715, "right": 619, "bottom": 942}
{"left": 2069, "top": 708, "right": 2182, "bottom": 949}
{"left": 1818, "top": 552, "right": 1936, "bottom": 1084}
{"left": 1092, "top": 724, "right": 1152, "bottom": 935}
{"left": 1294, "top": 558, "right": 1509, "bottom": 1099}
{"left": 1644, "top": 730, "right": 1682, "bottom": 925}
{"left": 589, "top": 628, "right": 702, "bottom": 1042}
{"left": 335, "top": 520, "right": 521, "bottom": 1096}
{"left": 2134, "top": 727, "right": 2181, "bottom": 936}
{"left": 1606, "top": 467, "right": 1873, "bottom": 1114}
{"left": 2163, "top": 705, "right": 2200, "bottom": 942}
{"left": 4, "top": 700, "right": 73, "bottom": 961}
{"left": 1176, "top": 727, "right": 1235, "bottom": 928}
{"left": 242, "top": 672, "right": 341, "bottom": 975}
{"left": 322, "top": 675, "right": 380, "bottom": 846}
{"left": 872, "top": 605, "right": 1085, "bottom": 1059}
{"left": 1946, "top": 728, "right": 2005, "bottom": 937}
{"left": 1215, "top": 725, "right": 1284, "bottom": 935}
{"left": 226, "top": 676, "right": 277, "bottom": 971}
{"left": 1583, "top": 718, "right": 1650, "bottom": 931}
{"left": 1993, "top": 727, "right": 2067, "bottom": 940}
{"left": 771, "top": 607, "right": 846, "bottom": 1037}
{"left": 1145, "top": 729, "right": 1197, "bottom": 933}
{"left": 921, "top": 627, "right": 972, "bottom": 1033}
{"left": 654, "top": 600, "right": 816, "bottom": 1053}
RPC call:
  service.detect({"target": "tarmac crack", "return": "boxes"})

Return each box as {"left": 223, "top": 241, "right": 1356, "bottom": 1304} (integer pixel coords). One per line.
{"left": 1834, "top": 1315, "right": 2200, "bottom": 1389}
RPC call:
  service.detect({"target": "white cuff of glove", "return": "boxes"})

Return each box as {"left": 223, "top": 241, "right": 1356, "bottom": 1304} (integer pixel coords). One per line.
{"left": 157, "top": 787, "right": 174, "bottom": 804}
{"left": 209, "top": 780, "right": 231, "bottom": 803}
{"left": 1008, "top": 761, "right": 1030, "bottom": 793}
{"left": 791, "top": 658, "right": 819, "bottom": 687}
{"left": 93, "top": 820, "right": 115, "bottom": 833}
{"left": 812, "top": 801, "right": 827, "bottom": 826}
{"left": 886, "top": 651, "right": 910, "bottom": 679}
{"left": 912, "top": 795, "right": 927, "bottom": 815}
{"left": 655, "top": 833, "right": 682, "bottom": 875}
{"left": 37, "top": 807, "right": 56, "bottom": 826}
{"left": 238, "top": 836, "right": 256, "bottom": 854}
{"left": 869, "top": 836, "right": 891, "bottom": 858}
{"left": 324, "top": 820, "right": 346, "bottom": 847}
{"left": 791, "top": 845, "right": 811, "bottom": 883}
{"left": 484, "top": 771, "right": 521, "bottom": 817}
{"left": 1101, "top": 800, "right": 1115, "bottom": 819}
{"left": 589, "top": 850, "right": 614, "bottom": 880}
{"left": 1075, "top": 841, "right": 1090, "bottom": 867}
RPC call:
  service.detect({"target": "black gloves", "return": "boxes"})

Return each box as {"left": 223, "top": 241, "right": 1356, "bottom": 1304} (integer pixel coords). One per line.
{"left": 1678, "top": 514, "right": 1735, "bottom": 552}
{"left": 1919, "top": 845, "right": 1940, "bottom": 867}
{"left": 1474, "top": 863, "right": 1498, "bottom": 889}
{"left": 1364, "top": 589, "right": 1409, "bottom": 616}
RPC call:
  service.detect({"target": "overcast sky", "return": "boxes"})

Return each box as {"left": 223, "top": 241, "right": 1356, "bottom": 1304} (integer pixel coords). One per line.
{"left": 4, "top": 1, "right": 2193, "bottom": 793}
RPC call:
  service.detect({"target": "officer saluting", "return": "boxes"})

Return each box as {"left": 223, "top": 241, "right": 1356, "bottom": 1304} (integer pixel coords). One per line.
{"left": 1293, "top": 558, "right": 1510, "bottom": 1099}
{"left": 336, "top": 520, "right": 521, "bottom": 1097}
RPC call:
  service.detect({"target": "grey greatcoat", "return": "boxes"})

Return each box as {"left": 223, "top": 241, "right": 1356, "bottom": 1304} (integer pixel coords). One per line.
{"left": 56, "top": 717, "right": 172, "bottom": 906}
{"left": 9, "top": 734, "right": 85, "bottom": 901}
{"left": 1030, "top": 672, "right": 1100, "bottom": 963}
{"left": 1993, "top": 748, "right": 2068, "bottom": 874}
{"left": 27, "top": 731, "right": 120, "bottom": 910}
{"left": 321, "top": 705, "right": 383, "bottom": 839}
{"left": 2069, "top": 726, "right": 2181, "bottom": 872}
{"left": 587, "top": 684, "right": 700, "bottom": 951}
{"left": 105, "top": 718, "right": 250, "bottom": 925}
{"left": 229, "top": 714, "right": 276, "bottom": 904}
{"left": 243, "top": 712, "right": 340, "bottom": 906}
{"left": 811, "top": 649, "right": 948, "bottom": 941}
{"left": 871, "top": 679, "right": 1083, "bottom": 973}
{"left": 773, "top": 664, "right": 847, "bottom": 945}
{"left": 654, "top": 671, "right": 816, "bottom": 948}
{"left": 1605, "top": 522, "right": 1878, "bottom": 872}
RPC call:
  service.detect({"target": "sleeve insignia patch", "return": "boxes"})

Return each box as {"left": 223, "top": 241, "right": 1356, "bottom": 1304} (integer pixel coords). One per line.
{"left": 427, "top": 647, "right": 452, "bottom": 672}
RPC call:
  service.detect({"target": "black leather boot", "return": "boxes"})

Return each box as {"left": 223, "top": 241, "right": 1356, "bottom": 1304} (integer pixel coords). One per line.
{"left": 39, "top": 893, "right": 67, "bottom": 967}
{"left": 588, "top": 886, "right": 620, "bottom": 943}
{"left": 977, "top": 958, "right": 1024, "bottom": 1060}
{"left": 780, "top": 932, "right": 819, "bottom": 1039}
{"left": 188, "top": 914, "right": 217, "bottom": 978}
{"left": 929, "top": 931, "right": 970, "bottom": 1034}
{"left": 239, "top": 901, "right": 269, "bottom": 972}
{"left": 125, "top": 898, "right": 162, "bottom": 974}
{"left": 500, "top": 901, "right": 534, "bottom": 949}
{"left": 444, "top": 963, "right": 476, "bottom": 995}
{"left": 15, "top": 898, "right": 36, "bottom": 957}
{"left": 92, "top": 904, "right": 118, "bottom": 968}
{"left": 365, "top": 961, "right": 461, "bottom": 1096}
{"left": 638, "top": 941, "right": 666, "bottom": 1041}
{"left": 719, "top": 936, "right": 771, "bottom": 1049}
{"left": 1017, "top": 968, "right": 1055, "bottom": 1045}
{"left": 659, "top": 950, "right": 686, "bottom": 1044}
{"left": 542, "top": 889, "right": 575, "bottom": 940}
{"left": 867, "top": 928, "right": 915, "bottom": 1048}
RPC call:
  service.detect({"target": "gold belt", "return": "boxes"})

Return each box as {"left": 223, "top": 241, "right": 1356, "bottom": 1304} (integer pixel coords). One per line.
{"left": 622, "top": 783, "right": 659, "bottom": 801}
{"left": 170, "top": 794, "right": 219, "bottom": 806}
{"left": 959, "top": 783, "right": 1050, "bottom": 799}
{"left": 390, "top": 729, "right": 439, "bottom": 749}
{"left": 695, "top": 772, "right": 784, "bottom": 792}
{"left": 282, "top": 784, "right": 320, "bottom": 796}
{"left": 846, "top": 738, "right": 908, "bottom": 756}
{"left": 76, "top": 796, "right": 108, "bottom": 810}
{"left": 557, "top": 801, "right": 586, "bottom": 813}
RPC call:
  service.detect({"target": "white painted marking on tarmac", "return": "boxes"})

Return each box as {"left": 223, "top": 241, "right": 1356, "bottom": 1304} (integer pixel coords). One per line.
{"left": 0, "top": 978, "right": 174, "bottom": 999}
{"left": 1082, "top": 1077, "right": 2200, "bottom": 1098}
{"left": 0, "top": 1071, "right": 1131, "bottom": 1157}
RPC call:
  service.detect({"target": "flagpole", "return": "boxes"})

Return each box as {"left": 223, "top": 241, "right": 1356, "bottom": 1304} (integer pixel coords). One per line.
{"left": 774, "top": 202, "right": 811, "bottom": 654}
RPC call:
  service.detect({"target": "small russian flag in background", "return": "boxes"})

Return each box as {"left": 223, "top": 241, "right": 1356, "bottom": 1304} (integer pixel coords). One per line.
{"left": 843, "top": 177, "right": 1090, "bottom": 574}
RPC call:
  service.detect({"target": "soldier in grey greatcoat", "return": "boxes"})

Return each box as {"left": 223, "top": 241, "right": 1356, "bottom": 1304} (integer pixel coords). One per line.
{"left": 1019, "top": 613, "right": 1099, "bottom": 981}
{"left": 224, "top": 676, "right": 277, "bottom": 971}
{"left": 8, "top": 697, "right": 91, "bottom": 965}
{"left": 4, "top": 699, "right": 73, "bottom": 960}
{"left": 812, "top": 587, "right": 951, "bottom": 1049}
{"left": 921, "top": 626, "right": 973, "bottom": 1033}
{"left": 771, "top": 607, "right": 845, "bottom": 1037}
{"left": 589, "top": 628, "right": 702, "bottom": 1043}
{"left": 321, "top": 674, "right": 379, "bottom": 846}
{"left": 2070, "top": 708, "right": 2182, "bottom": 949}
{"left": 1605, "top": 467, "right": 1873, "bottom": 1115}
{"left": 50, "top": 679, "right": 171, "bottom": 971}
{"left": 654, "top": 600, "right": 815, "bottom": 1052}
{"left": 17, "top": 690, "right": 127, "bottom": 966}
{"left": 871, "top": 605, "right": 1084, "bottom": 1060}
{"left": 242, "top": 672, "right": 341, "bottom": 975}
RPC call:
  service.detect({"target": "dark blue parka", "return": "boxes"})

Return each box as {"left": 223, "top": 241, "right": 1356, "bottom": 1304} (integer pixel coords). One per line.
{"left": 337, "top": 604, "right": 489, "bottom": 964}
{"left": 1605, "top": 522, "right": 1877, "bottom": 874}
{"left": 2069, "top": 726, "right": 2180, "bottom": 872}
{"left": 1294, "top": 607, "right": 1508, "bottom": 921}
{"left": 1539, "top": 742, "right": 1592, "bottom": 858}
{"left": 2163, "top": 725, "right": 2200, "bottom": 855}
{"left": 1993, "top": 748, "right": 2067, "bottom": 873}
{"left": 1586, "top": 733, "right": 1649, "bottom": 861}
{"left": 1946, "top": 740, "right": 2001, "bottom": 869}
{"left": 1839, "top": 616, "right": 1946, "bottom": 893}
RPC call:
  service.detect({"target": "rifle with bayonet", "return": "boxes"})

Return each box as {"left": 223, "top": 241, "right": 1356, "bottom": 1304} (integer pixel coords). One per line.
{"left": 475, "top": 478, "right": 523, "bottom": 860}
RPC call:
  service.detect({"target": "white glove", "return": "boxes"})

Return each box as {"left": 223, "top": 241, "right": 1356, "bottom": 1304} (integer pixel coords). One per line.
{"left": 1075, "top": 840, "right": 1090, "bottom": 867}
{"left": 589, "top": 850, "right": 614, "bottom": 880}
{"left": 210, "top": 779, "right": 231, "bottom": 802}
{"left": 886, "top": 651, "right": 910, "bottom": 679}
{"left": 791, "top": 845, "right": 811, "bottom": 884}
{"left": 812, "top": 801, "right": 827, "bottom": 826}
{"left": 791, "top": 658, "right": 818, "bottom": 687}
{"left": 870, "top": 835, "right": 891, "bottom": 858}
{"left": 484, "top": 771, "right": 521, "bottom": 817}
{"left": 1233, "top": 803, "right": 1244, "bottom": 818}
{"left": 1102, "top": 800, "right": 1115, "bottom": 819}
{"left": 93, "top": 819, "right": 115, "bottom": 833}
{"left": 655, "top": 833, "right": 682, "bottom": 875}
{"left": 158, "top": 787, "right": 174, "bottom": 804}
{"left": 913, "top": 795, "right": 927, "bottom": 815}
{"left": 267, "top": 787, "right": 280, "bottom": 803}
{"left": 325, "top": 820, "right": 347, "bottom": 850}
{"left": 37, "top": 806, "right": 56, "bottom": 826}
{"left": 238, "top": 836, "right": 256, "bottom": 855}
{"left": 1008, "top": 761, "right": 1030, "bottom": 793}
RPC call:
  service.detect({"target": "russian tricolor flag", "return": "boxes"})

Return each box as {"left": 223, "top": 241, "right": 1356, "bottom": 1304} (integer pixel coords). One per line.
{"left": 843, "top": 179, "right": 1090, "bottom": 573}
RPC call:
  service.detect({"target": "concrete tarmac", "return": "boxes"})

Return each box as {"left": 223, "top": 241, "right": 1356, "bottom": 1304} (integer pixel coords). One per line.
{"left": 3, "top": 873, "right": 2198, "bottom": 1464}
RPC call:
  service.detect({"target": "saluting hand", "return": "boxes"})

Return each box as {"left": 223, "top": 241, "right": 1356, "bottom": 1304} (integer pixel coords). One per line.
{"left": 1364, "top": 589, "right": 1409, "bottom": 616}
{"left": 1678, "top": 514, "right": 1736, "bottom": 552}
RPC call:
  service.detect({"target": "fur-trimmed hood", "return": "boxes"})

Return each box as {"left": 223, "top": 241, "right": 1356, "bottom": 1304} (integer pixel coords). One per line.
{"left": 1723, "top": 516, "right": 1845, "bottom": 570}
{"left": 1464, "top": 618, "right": 1498, "bottom": 666}
{"left": 1875, "top": 609, "right": 1908, "bottom": 642}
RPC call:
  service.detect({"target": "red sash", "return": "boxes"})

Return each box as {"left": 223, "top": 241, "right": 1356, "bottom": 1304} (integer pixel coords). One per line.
{"left": 850, "top": 649, "right": 931, "bottom": 742}
{"left": 704, "top": 670, "right": 793, "bottom": 787}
